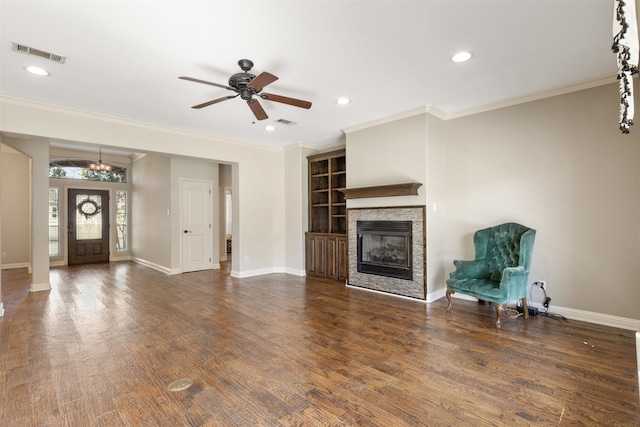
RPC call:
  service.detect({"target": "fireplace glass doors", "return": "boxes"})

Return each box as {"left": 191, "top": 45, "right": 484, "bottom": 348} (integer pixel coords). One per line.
{"left": 357, "top": 220, "right": 412, "bottom": 280}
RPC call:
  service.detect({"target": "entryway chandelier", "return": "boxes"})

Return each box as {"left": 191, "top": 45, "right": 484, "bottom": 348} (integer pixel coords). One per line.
{"left": 89, "top": 148, "right": 112, "bottom": 172}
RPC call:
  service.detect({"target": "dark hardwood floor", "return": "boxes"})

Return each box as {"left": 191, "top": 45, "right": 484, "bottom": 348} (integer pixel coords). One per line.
{"left": 1, "top": 261, "right": 638, "bottom": 426}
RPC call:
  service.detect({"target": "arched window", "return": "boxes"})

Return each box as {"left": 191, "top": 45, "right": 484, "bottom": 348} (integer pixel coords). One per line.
{"left": 49, "top": 159, "right": 126, "bottom": 182}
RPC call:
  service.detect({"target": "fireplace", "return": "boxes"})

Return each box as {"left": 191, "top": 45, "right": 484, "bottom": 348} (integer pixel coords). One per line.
{"left": 348, "top": 206, "right": 426, "bottom": 300}
{"left": 357, "top": 220, "right": 412, "bottom": 280}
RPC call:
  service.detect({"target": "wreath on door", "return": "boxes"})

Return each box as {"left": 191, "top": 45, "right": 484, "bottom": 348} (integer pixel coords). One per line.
{"left": 77, "top": 198, "right": 102, "bottom": 219}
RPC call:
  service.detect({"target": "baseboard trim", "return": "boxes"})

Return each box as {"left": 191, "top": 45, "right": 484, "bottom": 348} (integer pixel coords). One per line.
{"left": 1, "top": 262, "right": 30, "bottom": 270}
{"left": 30, "top": 282, "right": 51, "bottom": 292}
{"left": 232, "top": 267, "right": 287, "bottom": 278}
{"left": 542, "top": 305, "right": 640, "bottom": 331}
{"left": 429, "top": 288, "right": 639, "bottom": 331}
{"left": 284, "top": 267, "right": 306, "bottom": 277}
{"left": 131, "top": 257, "right": 172, "bottom": 275}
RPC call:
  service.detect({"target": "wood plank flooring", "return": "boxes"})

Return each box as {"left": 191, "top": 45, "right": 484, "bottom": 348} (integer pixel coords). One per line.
{"left": 1, "top": 261, "right": 638, "bottom": 426}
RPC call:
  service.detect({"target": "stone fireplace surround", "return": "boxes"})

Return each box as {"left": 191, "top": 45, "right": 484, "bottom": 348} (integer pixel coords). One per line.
{"left": 347, "top": 206, "right": 426, "bottom": 299}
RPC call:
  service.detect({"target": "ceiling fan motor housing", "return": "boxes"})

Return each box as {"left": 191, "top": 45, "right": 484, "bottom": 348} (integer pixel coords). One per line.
{"left": 229, "top": 72, "right": 256, "bottom": 89}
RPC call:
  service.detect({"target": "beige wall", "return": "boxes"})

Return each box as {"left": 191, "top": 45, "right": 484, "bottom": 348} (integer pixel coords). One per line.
{"left": 131, "top": 153, "right": 172, "bottom": 269}
{"left": 444, "top": 83, "right": 640, "bottom": 321}
{"left": 0, "top": 147, "right": 30, "bottom": 267}
{"left": 1, "top": 81, "right": 639, "bottom": 324}
{"left": 0, "top": 96, "right": 290, "bottom": 277}
{"left": 344, "top": 83, "right": 639, "bottom": 324}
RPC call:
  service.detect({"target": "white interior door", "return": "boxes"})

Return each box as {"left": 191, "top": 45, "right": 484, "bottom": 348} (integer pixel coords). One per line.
{"left": 181, "top": 179, "right": 212, "bottom": 272}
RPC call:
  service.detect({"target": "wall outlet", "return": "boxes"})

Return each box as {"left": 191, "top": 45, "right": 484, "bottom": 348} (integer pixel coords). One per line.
{"left": 1, "top": 252, "right": 6, "bottom": 258}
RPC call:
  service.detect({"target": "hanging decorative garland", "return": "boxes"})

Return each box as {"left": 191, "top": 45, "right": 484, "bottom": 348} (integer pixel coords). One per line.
{"left": 612, "top": 0, "right": 639, "bottom": 134}
{"left": 77, "top": 198, "right": 102, "bottom": 219}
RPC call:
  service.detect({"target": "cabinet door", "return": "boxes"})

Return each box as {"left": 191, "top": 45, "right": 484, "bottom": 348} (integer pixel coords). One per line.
{"left": 305, "top": 234, "right": 316, "bottom": 276}
{"left": 326, "top": 236, "right": 338, "bottom": 279}
{"left": 314, "top": 235, "right": 327, "bottom": 277}
{"left": 337, "top": 236, "right": 348, "bottom": 282}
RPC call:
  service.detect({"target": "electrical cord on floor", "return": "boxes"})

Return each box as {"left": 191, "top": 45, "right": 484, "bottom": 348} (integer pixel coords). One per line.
{"left": 504, "top": 307, "right": 524, "bottom": 320}
{"left": 502, "top": 283, "right": 568, "bottom": 322}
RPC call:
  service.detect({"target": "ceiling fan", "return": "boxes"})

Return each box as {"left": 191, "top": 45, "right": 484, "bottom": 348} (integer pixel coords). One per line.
{"left": 179, "top": 59, "right": 312, "bottom": 121}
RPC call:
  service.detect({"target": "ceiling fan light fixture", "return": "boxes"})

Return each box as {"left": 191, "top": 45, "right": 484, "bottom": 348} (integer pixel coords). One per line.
{"left": 451, "top": 51, "right": 473, "bottom": 63}
{"left": 24, "top": 65, "right": 50, "bottom": 76}
{"left": 336, "top": 97, "right": 351, "bottom": 105}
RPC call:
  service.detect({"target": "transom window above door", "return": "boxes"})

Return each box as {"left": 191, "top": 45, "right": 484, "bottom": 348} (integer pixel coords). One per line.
{"left": 49, "top": 159, "right": 126, "bottom": 182}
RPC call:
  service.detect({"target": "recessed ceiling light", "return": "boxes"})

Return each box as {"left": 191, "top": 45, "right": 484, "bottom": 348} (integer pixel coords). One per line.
{"left": 265, "top": 125, "right": 276, "bottom": 131}
{"left": 24, "top": 65, "right": 50, "bottom": 76}
{"left": 336, "top": 97, "right": 351, "bottom": 105}
{"left": 451, "top": 51, "right": 473, "bottom": 63}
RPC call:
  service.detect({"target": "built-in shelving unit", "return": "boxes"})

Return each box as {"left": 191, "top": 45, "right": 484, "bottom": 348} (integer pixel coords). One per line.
{"left": 306, "top": 149, "right": 347, "bottom": 281}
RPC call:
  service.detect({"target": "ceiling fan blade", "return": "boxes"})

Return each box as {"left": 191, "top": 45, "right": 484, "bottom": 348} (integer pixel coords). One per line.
{"left": 247, "top": 99, "right": 268, "bottom": 120}
{"left": 179, "top": 76, "right": 234, "bottom": 91}
{"left": 247, "top": 72, "right": 278, "bottom": 91}
{"left": 192, "top": 95, "right": 237, "bottom": 109}
{"left": 260, "top": 93, "right": 312, "bottom": 109}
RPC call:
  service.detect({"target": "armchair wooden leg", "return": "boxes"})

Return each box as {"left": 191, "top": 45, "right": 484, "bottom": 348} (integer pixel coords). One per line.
{"left": 494, "top": 303, "right": 504, "bottom": 329}
{"left": 522, "top": 297, "right": 529, "bottom": 320}
{"left": 446, "top": 290, "right": 455, "bottom": 311}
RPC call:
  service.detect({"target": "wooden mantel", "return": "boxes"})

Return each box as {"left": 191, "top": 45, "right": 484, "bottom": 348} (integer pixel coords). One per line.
{"left": 339, "top": 182, "right": 422, "bottom": 199}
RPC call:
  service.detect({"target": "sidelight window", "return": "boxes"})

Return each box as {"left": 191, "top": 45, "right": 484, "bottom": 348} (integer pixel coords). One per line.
{"left": 49, "top": 187, "right": 60, "bottom": 256}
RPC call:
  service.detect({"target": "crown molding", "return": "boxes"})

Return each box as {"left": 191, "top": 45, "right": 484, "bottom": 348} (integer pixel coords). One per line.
{"left": 0, "top": 95, "right": 284, "bottom": 152}
{"left": 445, "top": 74, "right": 620, "bottom": 119}
{"left": 343, "top": 106, "right": 445, "bottom": 134}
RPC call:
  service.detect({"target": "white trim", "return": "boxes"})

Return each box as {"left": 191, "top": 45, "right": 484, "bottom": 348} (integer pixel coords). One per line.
{"left": 636, "top": 332, "right": 640, "bottom": 398}
{"left": 284, "top": 267, "right": 306, "bottom": 277}
{"left": 342, "top": 75, "right": 623, "bottom": 135}
{"left": 110, "top": 254, "right": 131, "bottom": 262}
{"left": 445, "top": 75, "right": 618, "bottom": 119}
{"left": 426, "top": 287, "right": 446, "bottom": 303}
{"left": 541, "top": 304, "right": 640, "bottom": 331}
{"left": 131, "top": 256, "right": 173, "bottom": 275}
{"left": 343, "top": 106, "right": 442, "bottom": 134}
{"left": 346, "top": 284, "right": 427, "bottom": 302}
{"left": 0, "top": 302, "right": 4, "bottom": 317}
{"left": 2, "top": 95, "right": 285, "bottom": 152}
{"left": 231, "top": 267, "right": 285, "bottom": 278}
{"left": 1, "top": 262, "right": 30, "bottom": 270}
{"left": 30, "top": 282, "right": 51, "bottom": 292}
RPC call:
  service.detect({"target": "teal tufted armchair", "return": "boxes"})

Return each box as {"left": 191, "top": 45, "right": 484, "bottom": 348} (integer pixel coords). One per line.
{"left": 446, "top": 223, "right": 536, "bottom": 328}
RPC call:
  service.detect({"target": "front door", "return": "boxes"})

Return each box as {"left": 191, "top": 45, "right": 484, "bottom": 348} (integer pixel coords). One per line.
{"left": 182, "top": 179, "right": 212, "bottom": 272}
{"left": 68, "top": 189, "right": 110, "bottom": 265}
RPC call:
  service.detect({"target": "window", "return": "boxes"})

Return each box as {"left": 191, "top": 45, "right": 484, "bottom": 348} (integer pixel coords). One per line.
{"left": 116, "top": 191, "right": 127, "bottom": 251}
{"left": 49, "top": 187, "right": 60, "bottom": 256}
{"left": 49, "top": 159, "right": 126, "bottom": 182}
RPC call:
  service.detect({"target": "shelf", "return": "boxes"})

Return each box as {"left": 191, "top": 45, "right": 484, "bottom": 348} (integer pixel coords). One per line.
{"left": 340, "top": 182, "right": 422, "bottom": 199}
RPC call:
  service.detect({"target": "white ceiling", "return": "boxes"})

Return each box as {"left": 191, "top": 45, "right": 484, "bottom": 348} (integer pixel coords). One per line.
{"left": 0, "top": 1, "right": 631, "bottom": 150}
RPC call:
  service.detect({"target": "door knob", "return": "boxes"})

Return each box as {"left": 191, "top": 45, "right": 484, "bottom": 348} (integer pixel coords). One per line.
{"left": 184, "top": 230, "right": 192, "bottom": 234}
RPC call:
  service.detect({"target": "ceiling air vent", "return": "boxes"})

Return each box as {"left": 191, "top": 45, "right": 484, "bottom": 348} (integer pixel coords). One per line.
{"left": 275, "top": 118, "right": 297, "bottom": 126}
{"left": 12, "top": 43, "right": 66, "bottom": 64}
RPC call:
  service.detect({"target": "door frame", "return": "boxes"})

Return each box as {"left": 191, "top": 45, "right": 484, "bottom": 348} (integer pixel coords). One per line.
{"left": 179, "top": 178, "right": 214, "bottom": 273}
{"left": 67, "top": 188, "right": 110, "bottom": 265}
{"left": 63, "top": 186, "right": 115, "bottom": 266}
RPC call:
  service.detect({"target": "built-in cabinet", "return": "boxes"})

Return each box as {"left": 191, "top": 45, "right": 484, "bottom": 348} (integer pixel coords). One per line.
{"left": 305, "top": 149, "right": 347, "bottom": 281}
